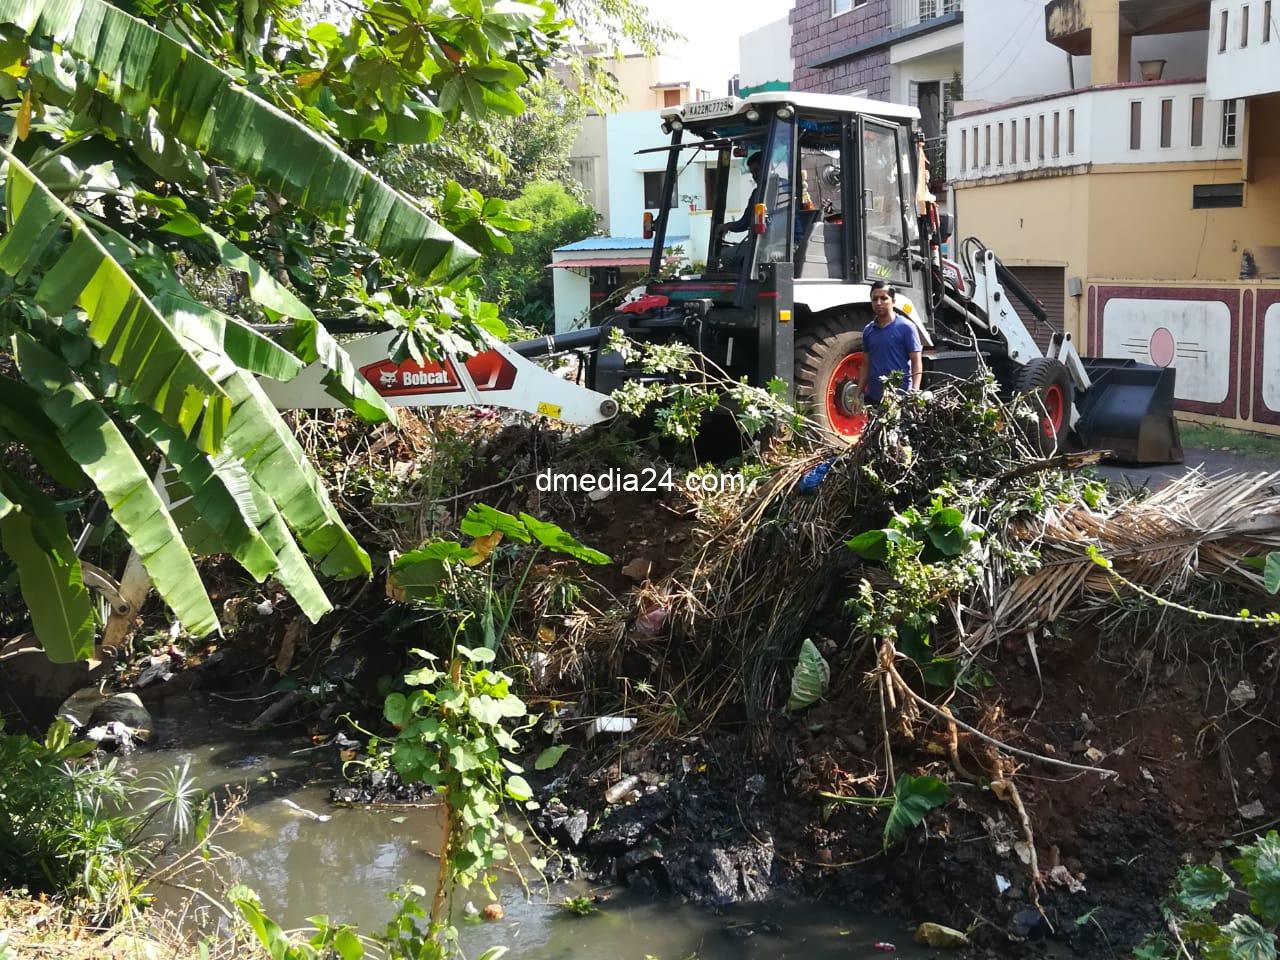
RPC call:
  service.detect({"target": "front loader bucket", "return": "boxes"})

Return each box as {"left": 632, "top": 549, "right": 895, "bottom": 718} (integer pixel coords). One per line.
{"left": 1075, "top": 359, "right": 1184, "bottom": 465}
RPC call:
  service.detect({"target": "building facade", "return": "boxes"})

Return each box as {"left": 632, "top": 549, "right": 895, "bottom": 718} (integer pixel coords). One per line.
{"left": 790, "top": 0, "right": 964, "bottom": 188}
{"left": 947, "top": 0, "right": 1280, "bottom": 433}
{"left": 551, "top": 53, "right": 750, "bottom": 333}
{"left": 739, "top": 16, "right": 794, "bottom": 97}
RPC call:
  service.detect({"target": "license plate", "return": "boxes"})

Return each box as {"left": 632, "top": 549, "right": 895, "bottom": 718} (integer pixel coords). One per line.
{"left": 682, "top": 97, "right": 738, "bottom": 121}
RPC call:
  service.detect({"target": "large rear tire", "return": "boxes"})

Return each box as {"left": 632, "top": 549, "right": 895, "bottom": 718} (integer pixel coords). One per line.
{"left": 795, "top": 315, "right": 869, "bottom": 443}
{"left": 1014, "top": 357, "right": 1073, "bottom": 456}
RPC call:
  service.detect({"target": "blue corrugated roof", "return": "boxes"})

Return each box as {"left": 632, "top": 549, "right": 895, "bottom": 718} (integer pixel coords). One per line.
{"left": 556, "top": 235, "right": 687, "bottom": 252}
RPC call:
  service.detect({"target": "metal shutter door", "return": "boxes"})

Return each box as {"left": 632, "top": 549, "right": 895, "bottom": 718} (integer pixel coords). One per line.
{"left": 1007, "top": 266, "right": 1065, "bottom": 354}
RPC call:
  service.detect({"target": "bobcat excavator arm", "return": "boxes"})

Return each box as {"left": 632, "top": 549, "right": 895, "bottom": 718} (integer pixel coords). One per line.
{"left": 259, "top": 330, "right": 619, "bottom": 425}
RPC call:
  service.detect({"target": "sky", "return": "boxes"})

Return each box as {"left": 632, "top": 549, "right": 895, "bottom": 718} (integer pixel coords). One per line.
{"left": 641, "top": 0, "right": 794, "bottom": 94}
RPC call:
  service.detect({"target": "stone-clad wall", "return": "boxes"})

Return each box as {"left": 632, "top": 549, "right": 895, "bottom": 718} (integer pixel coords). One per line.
{"left": 789, "top": 0, "right": 891, "bottom": 99}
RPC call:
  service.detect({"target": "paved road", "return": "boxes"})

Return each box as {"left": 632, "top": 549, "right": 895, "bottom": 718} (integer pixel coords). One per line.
{"left": 1096, "top": 446, "right": 1279, "bottom": 491}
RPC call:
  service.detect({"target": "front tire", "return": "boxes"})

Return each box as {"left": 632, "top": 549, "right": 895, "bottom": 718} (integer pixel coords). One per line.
{"left": 795, "top": 315, "right": 869, "bottom": 443}
{"left": 1013, "top": 357, "right": 1073, "bottom": 456}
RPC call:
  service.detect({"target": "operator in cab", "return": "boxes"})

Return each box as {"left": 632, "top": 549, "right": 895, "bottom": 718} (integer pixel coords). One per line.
{"left": 855, "top": 281, "right": 923, "bottom": 406}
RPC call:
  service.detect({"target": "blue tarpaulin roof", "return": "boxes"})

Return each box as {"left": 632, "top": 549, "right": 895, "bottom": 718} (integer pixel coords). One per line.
{"left": 555, "top": 235, "right": 687, "bottom": 252}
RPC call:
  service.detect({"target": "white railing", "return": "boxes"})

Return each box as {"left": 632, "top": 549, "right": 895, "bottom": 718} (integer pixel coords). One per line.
{"left": 946, "top": 80, "right": 1243, "bottom": 184}
{"left": 890, "top": 0, "right": 963, "bottom": 33}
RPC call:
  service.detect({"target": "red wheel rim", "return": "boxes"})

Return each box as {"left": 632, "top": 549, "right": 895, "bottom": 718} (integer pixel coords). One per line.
{"left": 826, "top": 352, "right": 868, "bottom": 440}
{"left": 1042, "top": 383, "right": 1065, "bottom": 436}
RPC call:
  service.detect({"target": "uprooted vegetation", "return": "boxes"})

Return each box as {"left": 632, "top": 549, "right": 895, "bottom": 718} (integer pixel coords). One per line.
{"left": 362, "top": 377, "right": 1280, "bottom": 954}
{"left": 5, "top": 374, "right": 1280, "bottom": 957}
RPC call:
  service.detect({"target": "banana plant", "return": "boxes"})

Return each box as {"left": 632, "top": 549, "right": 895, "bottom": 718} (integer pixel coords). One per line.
{"left": 0, "top": 0, "right": 564, "bottom": 662}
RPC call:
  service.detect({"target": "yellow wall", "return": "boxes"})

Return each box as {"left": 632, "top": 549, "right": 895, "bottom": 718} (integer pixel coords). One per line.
{"left": 953, "top": 173, "right": 1093, "bottom": 336}
{"left": 1085, "top": 160, "right": 1279, "bottom": 282}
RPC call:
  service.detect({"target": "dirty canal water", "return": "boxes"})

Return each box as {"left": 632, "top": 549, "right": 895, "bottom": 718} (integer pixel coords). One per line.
{"left": 133, "top": 694, "right": 934, "bottom": 959}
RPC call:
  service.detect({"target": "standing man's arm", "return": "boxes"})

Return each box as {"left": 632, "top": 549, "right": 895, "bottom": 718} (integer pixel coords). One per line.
{"left": 909, "top": 351, "right": 923, "bottom": 391}
{"left": 856, "top": 349, "right": 871, "bottom": 401}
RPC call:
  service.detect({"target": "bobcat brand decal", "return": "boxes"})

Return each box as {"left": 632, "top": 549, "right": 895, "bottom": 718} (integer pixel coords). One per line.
{"left": 359, "top": 351, "right": 518, "bottom": 397}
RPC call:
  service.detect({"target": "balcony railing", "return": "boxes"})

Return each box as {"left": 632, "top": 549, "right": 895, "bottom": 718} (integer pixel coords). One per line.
{"left": 946, "top": 79, "right": 1242, "bottom": 184}
{"left": 890, "top": 0, "right": 962, "bottom": 33}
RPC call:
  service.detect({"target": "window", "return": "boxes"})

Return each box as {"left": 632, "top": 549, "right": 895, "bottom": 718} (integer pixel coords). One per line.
{"left": 1266, "top": 1, "right": 1273, "bottom": 41}
{"left": 1160, "top": 99, "right": 1173, "bottom": 148}
{"left": 861, "top": 122, "right": 908, "bottom": 283}
{"left": 1052, "top": 112, "right": 1060, "bottom": 158}
{"left": 1221, "top": 8, "right": 1230, "bottom": 50}
{"left": 960, "top": 129, "right": 967, "bottom": 172}
{"left": 984, "top": 125, "right": 991, "bottom": 166}
{"left": 569, "top": 158, "right": 596, "bottom": 202}
{"left": 703, "top": 166, "right": 721, "bottom": 209}
{"left": 832, "top": 0, "right": 865, "bottom": 14}
{"left": 997, "top": 122, "right": 1004, "bottom": 165}
{"left": 1129, "top": 101, "right": 1142, "bottom": 150}
{"left": 1193, "top": 183, "right": 1244, "bottom": 208}
{"left": 972, "top": 127, "right": 978, "bottom": 168}
{"left": 642, "top": 171, "right": 674, "bottom": 209}
{"left": 1037, "top": 115, "right": 1045, "bottom": 161}
{"left": 1242, "top": 4, "right": 1251, "bottom": 45}
{"left": 1222, "top": 99, "right": 1239, "bottom": 147}
{"left": 663, "top": 88, "right": 681, "bottom": 108}
{"left": 1068, "top": 109, "right": 1075, "bottom": 154}
{"left": 1191, "top": 96, "right": 1205, "bottom": 147}
{"left": 1024, "top": 117, "right": 1031, "bottom": 161}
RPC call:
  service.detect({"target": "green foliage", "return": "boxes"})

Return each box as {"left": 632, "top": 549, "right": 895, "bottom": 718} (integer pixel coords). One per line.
{"left": 482, "top": 181, "right": 598, "bottom": 331}
{"left": 381, "top": 646, "right": 532, "bottom": 892}
{"left": 534, "top": 744, "right": 570, "bottom": 770}
{"left": 373, "top": 507, "right": 605, "bottom": 950}
{"left": 882, "top": 774, "right": 952, "bottom": 847}
{"left": 561, "top": 895, "right": 598, "bottom": 916}
{"left": 0, "top": 719, "right": 204, "bottom": 916}
{"left": 820, "top": 773, "right": 952, "bottom": 849}
{"left": 1178, "top": 865, "right": 1234, "bottom": 913}
{"left": 232, "top": 882, "right": 516, "bottom": 960}
{"left": 1235, "top": 833, "right": 1280, "bottom": 926}
{"left": 1265, "top": 553, "right": 1280, "bottom": 595}
{"left": 787, "top": 638, "right": 830, "bottom": 712}
{"left": 606, "top": 328, "right": 803, "bottom": 444}
{"left": 390, "top": 502, "right": 608, "bottom": 652}
{"left": 230, "top": 886, "right": 365, "bottom": 960}
{"left": 0, "top": 0, "right": 570, "bottom": 660}
{"left": 845, "top": 493, "right": 986, "bottom": 668}
{"left": 382, "top": 77, "right": 588, "bottom": 203}
{"left": 1139, "top": 833, "right": 1280, "bottom": 960}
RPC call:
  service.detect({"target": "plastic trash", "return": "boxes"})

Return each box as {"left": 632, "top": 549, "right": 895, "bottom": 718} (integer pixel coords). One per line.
{"left": 798, "top": 459, "right": 834, "bottom": 493}
{"left": 279, "top": 798, "right": 332, "bottom": 822}
{"left": 604, "top": 775, "right": 640, "bottom": 804}
{"left": 586, "top": 716, "right": 637, "bottom": 740}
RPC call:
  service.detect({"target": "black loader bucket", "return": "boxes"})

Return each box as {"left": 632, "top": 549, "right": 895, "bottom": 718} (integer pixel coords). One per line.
{"left": 1075, "top": 359, "right": 1184, "bottom": 465}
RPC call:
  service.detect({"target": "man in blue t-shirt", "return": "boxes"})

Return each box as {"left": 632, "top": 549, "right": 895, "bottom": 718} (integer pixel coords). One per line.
{"left": 856, "top": 281, "right": 923, "bottom": 405}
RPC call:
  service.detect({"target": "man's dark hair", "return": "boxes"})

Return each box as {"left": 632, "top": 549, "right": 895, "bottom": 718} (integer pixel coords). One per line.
{"left": 870, "top": 280, "right": 897, "bottom": 299}
{"left": 746, "top": 151, "right": 762, "bottom": 167}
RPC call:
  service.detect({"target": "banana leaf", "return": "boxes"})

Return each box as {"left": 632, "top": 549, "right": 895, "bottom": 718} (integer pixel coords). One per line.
{"left": 0, "top": 375, "right": 87, "bottom": 489}
{"left": 137, "top": 409, "right": 335, "bottom": 622}
{"left": 125, "top": 405, "right": 277, "bottom": 581}
{"left": 221, "top": 370, "right": 371, "bottom": 580}
{"left": 14, "top": 333, "right": 220, "bottom": 636}
{"left": 153, "top": 210, "right": 394, "bottom": 422}
{"left": 0, "top": 148, "right": 233, "bottom": 450}
{"left": 0, "top": 470, "right": 95, "bottom": 662}
{"left": 0, "top": 0, "right": 480, "bottom": 283}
